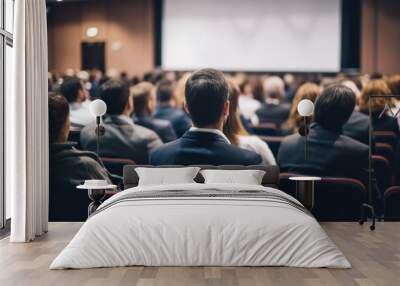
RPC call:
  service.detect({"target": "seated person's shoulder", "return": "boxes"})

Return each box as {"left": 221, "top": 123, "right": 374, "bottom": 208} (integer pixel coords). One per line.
{"left": 53, "top": 148, "right": 109, "bottom": 178}
{"left": 80, "top": 123, "right": 96, "bottom": 137}
{"left": 56, "top": 148, "right": 101, "bottom": 167}
{"left": 280, "top": 133, "right": 301, "bottom": 145}
{"left": 223, "top": 141, "right": 262, "bottom": 164}
{"left": 151, "top": 138, "right": 180, "bottom": 153}
{"left": 152, "top": 118, "right": 174, "bottom": 129}
{"left": 338, "top": 134, "right": 369, "bottom": 153}
{"left": 133, "top": 124, "right": 161, "bottom": 139}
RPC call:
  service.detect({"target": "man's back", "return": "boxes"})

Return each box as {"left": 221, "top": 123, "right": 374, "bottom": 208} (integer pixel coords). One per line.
{"left": 80, "top": 115, "right": 162, "bottom": 163}
{"left": 150, "top": 130, "right": 262, "bottom": 165}
{"left": 153, "top": 106, "right": 192, "bottom": 137}
{"left": 49, "top": 142, "right": 110, "bottom": 221}
{"left": 342, "top": 111, "right": 370, "bottom": 145}
{"left": 135, "top": 115, "right": 177, "bottom": 143}
{"left": 278, "top": 123, "right": 369, "bottom": 184}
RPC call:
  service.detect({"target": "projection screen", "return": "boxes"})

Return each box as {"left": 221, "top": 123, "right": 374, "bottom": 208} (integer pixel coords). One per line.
{"left": 162, "top": 0, "right": 341, "bottom": 72}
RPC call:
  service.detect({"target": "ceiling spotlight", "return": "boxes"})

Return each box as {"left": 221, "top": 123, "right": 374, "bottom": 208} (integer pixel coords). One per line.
{"left": 86, "top": 27, "right": 98, "bottom": 38}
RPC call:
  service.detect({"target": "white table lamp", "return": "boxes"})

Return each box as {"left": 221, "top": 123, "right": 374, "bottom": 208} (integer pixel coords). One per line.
{"left": 297, "top": 99, "right": 315, "bottom": 160}
{"left": 89, "top": 99, "right": 107, "bottom": 155}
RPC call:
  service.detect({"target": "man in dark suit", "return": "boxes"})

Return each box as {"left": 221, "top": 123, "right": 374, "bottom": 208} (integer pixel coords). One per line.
{"left": 278, "top": 85, "right": 370, "bottom": 185}
{"left": 80, "top": 80, "right": 162, "bottom": 164}
{"left": 153, "top": 79, "right": 192, "bottom": 137}
{"left": 150, "top": 69, "right": 262, "bottom": 165}
{"left": 49, "top": 94, "right": 111, "bottom": 221}
{"left": 131, "top": 82, "right": 177, "bottom": 143}
{"left": 342, "top": 110, "right": 371, "bottom": 145}
{"left": 256, "top": 76, "right": 291, "bottom": 126}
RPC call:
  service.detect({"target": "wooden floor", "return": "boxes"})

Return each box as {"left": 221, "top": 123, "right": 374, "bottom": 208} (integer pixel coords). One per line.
{"left": 0, "top": 222, "right": 399, "bottom": 286}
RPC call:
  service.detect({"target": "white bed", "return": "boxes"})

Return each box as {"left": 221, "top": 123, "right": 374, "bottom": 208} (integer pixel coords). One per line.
{"left": 50, "top": 183, "right": 350, "bottom": 269}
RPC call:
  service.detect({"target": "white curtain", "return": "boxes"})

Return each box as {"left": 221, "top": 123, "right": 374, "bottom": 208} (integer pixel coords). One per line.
{"left": 9, "top": 0, "right": 49, "bottom": 242}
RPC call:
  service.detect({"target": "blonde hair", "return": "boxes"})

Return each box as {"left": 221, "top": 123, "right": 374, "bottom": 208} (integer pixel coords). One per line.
{"left": 174, "top": 72, "right": 191, "bottom": 108}
{"left": 286, "top": 83, "right": 321, "bottom": 131}
{"left": 359, "top": 79, "right": 393, "bottom": 113}
{"left": 223, "top": 80, "right": 249, "bottom": 146}
{"left": 386, "top": 74, "right": 400, "bottom": 96}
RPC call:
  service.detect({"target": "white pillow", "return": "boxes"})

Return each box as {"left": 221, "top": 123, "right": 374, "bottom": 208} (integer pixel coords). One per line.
{"left": 200, "top": 169, "right": 266, "bottom": 185}
{"left": 135, "top": 167, "right": 200, "bottom": 186}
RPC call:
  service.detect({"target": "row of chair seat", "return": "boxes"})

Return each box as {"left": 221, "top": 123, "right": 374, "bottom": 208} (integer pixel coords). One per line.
{"left": 280, "top": 174, "right": 400, "bottom": 220}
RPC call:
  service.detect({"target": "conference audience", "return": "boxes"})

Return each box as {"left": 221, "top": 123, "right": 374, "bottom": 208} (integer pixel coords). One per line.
{"left": 153, "top": 79, "right": 193, "bottom": 137}
{"left": 49, "top": 94, "right": 110, "bottom": 221}
{"left": 358, "top": 79, "right": 400, "bottom": 134}
{"left": 150, "top": 69, "right": 262, "bottom": 165}
{"left": 283, "top": 82, "right": 321, "bottom": 133}
{"left": 60, "top": 77, "right": 94, "bottom": 127}
{"left": 224, "top": 80, "right": 276, "bottom": 165}
{"left": 278, "top": 85, "right": 369, "bottom": 184}
{"left": 80, "top": 80, "right": 163, "bottom": 163}
{"left": 256, "top": 76, "right": 291, "bottom": 126}
{"left": 131, "top": 82, "right": 177, "bottom": 142}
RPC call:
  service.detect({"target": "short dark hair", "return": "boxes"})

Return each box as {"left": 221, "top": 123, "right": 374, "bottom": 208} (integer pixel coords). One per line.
{"left": 49, "top": 93, "right": 70, "bottom": 144}
{"left": 98, "top": 80, "right": 130, "bottom": 115}
{"left": 60, "top": 77, "right": 83, "bottom": 103}
{"left": 314, "top": 85, "right": 356, "bottom": 131}
{"left": 185, "top": 69, "right": 229, "bottom": 127}
{"left": 131, "top": 82, "right": 154, "bottom": 114}
{"left": 156, "top": 79, "right": 175, "bottom": 103}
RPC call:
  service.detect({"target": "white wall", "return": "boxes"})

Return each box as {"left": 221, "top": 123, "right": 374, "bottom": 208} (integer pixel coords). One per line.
{"left": 162, "top": 0, "right": 341, "bottom": 72}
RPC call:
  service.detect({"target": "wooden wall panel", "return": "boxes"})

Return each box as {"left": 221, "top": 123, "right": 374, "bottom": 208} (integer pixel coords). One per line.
{"left": 47, "top": 0, "right": 154, "bottom": 77}
{"left": 361, "top": 0, "right": 400, "bottom": 74}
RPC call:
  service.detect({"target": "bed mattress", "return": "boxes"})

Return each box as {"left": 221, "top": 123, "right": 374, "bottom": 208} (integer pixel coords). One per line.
{"left": 50, "top": 183, "right": 350, "bottom": 269}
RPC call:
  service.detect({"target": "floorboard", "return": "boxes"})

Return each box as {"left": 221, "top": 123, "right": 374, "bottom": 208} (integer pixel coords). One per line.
{"left": 0, "top": 222, "right": 399, "bottom": 286}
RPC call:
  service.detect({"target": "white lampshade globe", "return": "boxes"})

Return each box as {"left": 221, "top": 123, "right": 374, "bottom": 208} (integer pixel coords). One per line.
{"left": 89, "top": 99, "right": 107, "bottom": 117}
{"left": 297, "top": 99, "right": 314, "bottom": 117}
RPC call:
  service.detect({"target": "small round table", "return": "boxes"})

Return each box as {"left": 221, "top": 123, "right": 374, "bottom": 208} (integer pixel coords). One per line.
{"left": 77, "top": 184, "right": 117, "bottom": 216}
{"left": 289, "top": 176, "right": 321, "bottom": 210}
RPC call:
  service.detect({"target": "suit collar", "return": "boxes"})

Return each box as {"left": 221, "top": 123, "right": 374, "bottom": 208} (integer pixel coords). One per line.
{"left": 186, "top": 127, "right": 230, "bottom": 144}
{"left": 310, "top": 122, "right": 342, "bottom": 135}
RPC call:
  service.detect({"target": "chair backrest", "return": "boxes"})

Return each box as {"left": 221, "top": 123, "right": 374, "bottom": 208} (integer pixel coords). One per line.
{"left": 279, "top": 173, "right": 367, "bottom": 221}
{"left": 372, "top": 155, "right": 393, "bottom": 196}
{"left": 123, "top": 165, "right": 280, "bottom": 190}
{"left": 259, "top": 136, "right": 285, "bottom": 157}
{"left": 101, "top": 157, "right": 136, "bottom": 177}
{"left": 373, "top": 131, "right": 398, "bottom": 149}
{"left": 384, "top": 186, "right": 400, "bottom": 219}
{"left": 250, "top": 123, "right": 279, "bottom": 136}
{"left": 374, "top": 143, "right": 394, "bottom": 167}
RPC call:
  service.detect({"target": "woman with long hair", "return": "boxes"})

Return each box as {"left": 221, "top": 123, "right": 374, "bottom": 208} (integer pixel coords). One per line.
{"left": 284, "top": 82, "right": 321, "bottom": 133}
{"left": 223, "top": 80, "right": 276, "bottom": 165}
{"left": 359, "top": 79, "right": 399, "bottom": 134}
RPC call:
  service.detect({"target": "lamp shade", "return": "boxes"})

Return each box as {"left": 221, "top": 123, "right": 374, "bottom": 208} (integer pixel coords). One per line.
{"left": 297, "top": 99, "right": 314, "bottom": 117}
{"left": 89, "top": 99, "right": 107, "bottom": 117}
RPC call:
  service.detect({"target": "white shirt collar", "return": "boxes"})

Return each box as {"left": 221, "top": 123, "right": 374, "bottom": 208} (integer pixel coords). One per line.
{"left": 189, "top": 127, "right": 231, "bottom": 144}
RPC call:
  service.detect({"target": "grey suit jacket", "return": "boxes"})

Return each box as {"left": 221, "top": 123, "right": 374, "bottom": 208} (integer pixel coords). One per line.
{"left": 80, "top": 115, "right": 163, "bottom": 164}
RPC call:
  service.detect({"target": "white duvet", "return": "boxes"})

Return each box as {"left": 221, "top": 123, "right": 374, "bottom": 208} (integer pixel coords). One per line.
{"left": 50, "top": 183, "right": 351, "bottom": 269}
